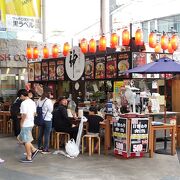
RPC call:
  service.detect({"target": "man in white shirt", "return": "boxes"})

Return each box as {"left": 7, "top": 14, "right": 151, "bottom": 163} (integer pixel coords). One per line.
{"left": 18, "top": 89, "right": 38, "bottom": 163}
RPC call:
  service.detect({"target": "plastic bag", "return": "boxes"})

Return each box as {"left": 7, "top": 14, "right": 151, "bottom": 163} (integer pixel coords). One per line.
{"left": 65, "top": 139, "right": 79, "bottom": 157}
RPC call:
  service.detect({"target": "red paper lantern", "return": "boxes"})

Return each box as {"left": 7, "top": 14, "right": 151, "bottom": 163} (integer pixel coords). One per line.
{"left": 168, "top": 41, "right": 174, "bottom": 54}
{"left": 26, "top": 46, "right": 32, "bottom": 59}
{"left": 99, "top": 35, "right": 106, "bottom": 51}
{"left": 63, "top": 42, "right": 70, "bottom": 56}
{"left": 135, "top": 28, "right": 143, "bottom": 45}
{"left": 80, "top": 38, "right": 88, "bottom": 53}
{"left": 110, "top": 33, "right": 118, "bottom": 48}
{"left": 89, "top": 38, "right": 96, "bottom": 53}
{"left": 43, "top": 46, "right": 49, "bottom": 59}
{"left": 52, "top": 44, "right": 59, "bottom": 58}
{"left": 171, "top": 34, "right": 178, "bottom": 50}
{"left": 33, "top": 47, "right": 39, "bottom": 59}
{"left": 161, "top": 34, "right": 168, "bottom": 50}
{"left": 154, "top": 43, "right": 161, "bottom": 53}
{"left": 149, "top": 32, "right": 157, "bottom": 48}
{"left": 122, "top": 29, "right": 130, "bottom": 46}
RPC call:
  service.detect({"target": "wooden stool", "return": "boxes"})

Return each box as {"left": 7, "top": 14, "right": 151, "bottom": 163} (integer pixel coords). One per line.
{"left": 82, "top": 134, "right": 100, "bottom": 156}
{"left": 6, "top": 120, "right": 13, "bottom": 134}
{"left": 54, "top": 132, "right": 70, "bottom": 149}
{"left": 176, "top": 125, "right": 180, "bottom": 147}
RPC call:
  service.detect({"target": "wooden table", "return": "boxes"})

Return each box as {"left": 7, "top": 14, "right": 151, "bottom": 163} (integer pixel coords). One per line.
{"left": 149, "top": 124, "right": 176, "bottom": 158}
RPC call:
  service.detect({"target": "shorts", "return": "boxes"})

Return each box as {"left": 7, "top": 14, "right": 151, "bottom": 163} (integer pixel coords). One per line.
{"left": 18, "top": 127, "right": 33, "bottom": 143}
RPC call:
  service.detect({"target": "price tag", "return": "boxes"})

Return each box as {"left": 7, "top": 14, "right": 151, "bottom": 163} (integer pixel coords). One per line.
{"left": 133, "top": 144, "right": 143, "bottom": 152}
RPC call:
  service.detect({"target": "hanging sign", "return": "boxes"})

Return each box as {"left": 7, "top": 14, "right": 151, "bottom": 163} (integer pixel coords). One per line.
{"left": 65, "top": 46, "right": 85, "bottom": 81}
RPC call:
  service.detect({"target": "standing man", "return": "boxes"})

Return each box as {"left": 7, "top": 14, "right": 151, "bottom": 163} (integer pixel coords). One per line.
{"left": 18, "top": 89, "right": 38, "bottom": 163}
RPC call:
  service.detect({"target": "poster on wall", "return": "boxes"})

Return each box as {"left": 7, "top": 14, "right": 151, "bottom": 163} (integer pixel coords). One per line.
{"left": 117, "top": 52, "right": 130, "bottom": 78}
{"left": 113, "top": 117, "right": 128, "bottom": 154}
{"left": 28, "top": 63, "right": 34, "bottom": 81}
{"left": 41, "top": 61, "right": 48, "bottom": 81}
{"left": 34, "top": 62, "right": 41, "bottom": 81}
{"left": 130, "top": 118, "right": 149, "bottom": 153}
{"left": 56, "top": 59, "right": 64, "bottom": 80}
{"left": 95, "top": 55, "right": 105, "bottom": 79}
{"left": 85, "top": 56, "right": 95, "bottom": 80}
{"left": 132, "top": 52, "right": 147, "bottom": 78}
{"left": 49, "top": 61, "right": 56, "bottom": 81}
{"left": 106, "top": 54, "right": 117, "bottom": 79}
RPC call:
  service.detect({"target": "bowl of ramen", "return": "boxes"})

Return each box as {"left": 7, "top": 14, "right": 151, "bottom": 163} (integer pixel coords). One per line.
{"left": 57, "top": 65, "right": 64, "bottom": 77}
{"left": 118, "top": 60, "right": 129, "bottom": 72}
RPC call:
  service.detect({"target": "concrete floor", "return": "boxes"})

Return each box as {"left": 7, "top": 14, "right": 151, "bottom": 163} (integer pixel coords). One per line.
{"left": 0, "top": 136, "right": 180, "bottom": 180}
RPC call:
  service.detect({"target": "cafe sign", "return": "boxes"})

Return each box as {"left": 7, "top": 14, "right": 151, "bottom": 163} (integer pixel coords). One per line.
{"left": 65, "top": 46, "right": 85, "bottom": 81}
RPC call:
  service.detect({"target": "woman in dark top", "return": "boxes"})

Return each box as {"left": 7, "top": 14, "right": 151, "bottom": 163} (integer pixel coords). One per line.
{"left": 53, "top": 96, "right": 78, "bottom": 140}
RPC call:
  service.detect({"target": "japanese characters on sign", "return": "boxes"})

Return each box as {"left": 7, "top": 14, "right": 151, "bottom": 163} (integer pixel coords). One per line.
{"left": 106, "top": 54, "right": 117, "bottom": 79}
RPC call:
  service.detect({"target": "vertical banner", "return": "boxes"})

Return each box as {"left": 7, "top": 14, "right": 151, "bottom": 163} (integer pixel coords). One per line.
{"left": 0, "top": 0, "right": 6, "bottom": 30}
{"left": 5, "top": 0, "right": 41, "bottom": 32}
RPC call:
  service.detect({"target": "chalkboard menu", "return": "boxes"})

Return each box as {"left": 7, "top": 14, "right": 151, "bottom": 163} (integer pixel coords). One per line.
{"left": 95, "top": 55, "right": 105, "bottom": 79}
{"left": 42, "top": 61, "right": 48, "bottom": 81}
{"left": 130, "top": 118, "right": 149, "bottom": 153}
{"left": 117, "top": 52, "right": 130, "bottom": 78}
{"left": 56, "top": 59, "right": 64, "bottom": 80}
{"left": 34, "top": 62, "right": 41, "bottom": 81}
{"left": 106, "top": 54, "right": 117, "bottom": 79}
{"left": 49, "top": 61, "right": 56, "bottom": 81}
{"left": 85, "top": 56, "right": 95, "bottom": 80}
{"left": 113, "top": 117, "right": 128, "bottom": 153}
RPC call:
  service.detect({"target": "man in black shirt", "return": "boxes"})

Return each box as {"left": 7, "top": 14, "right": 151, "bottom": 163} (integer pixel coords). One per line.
{"left": 53, "top": 96, "right": 78, "bottom": 140}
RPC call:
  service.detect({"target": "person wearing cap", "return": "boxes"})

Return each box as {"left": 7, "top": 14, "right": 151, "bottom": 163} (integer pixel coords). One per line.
{"left": 52, "top": 96, "right": 78, "bottom": 140}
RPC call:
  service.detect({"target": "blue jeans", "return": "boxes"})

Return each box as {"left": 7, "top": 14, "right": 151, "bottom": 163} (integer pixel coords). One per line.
{"left": 38, "top": 121, "right": 52, "bottom": 150}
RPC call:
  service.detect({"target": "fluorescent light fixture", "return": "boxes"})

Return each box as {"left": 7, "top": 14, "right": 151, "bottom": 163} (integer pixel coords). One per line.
{"left": 6, "top": 68, "right": 10, "bottom": 74}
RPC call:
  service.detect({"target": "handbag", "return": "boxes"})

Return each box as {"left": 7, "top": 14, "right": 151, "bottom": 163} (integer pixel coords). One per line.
{"left": 65, "top": 139, "right": 79, "bottom": 157}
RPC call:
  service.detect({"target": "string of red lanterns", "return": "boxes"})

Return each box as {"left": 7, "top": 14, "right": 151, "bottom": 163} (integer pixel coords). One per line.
{"left": 26, "top": 28, "right": 179, "bottom": 60}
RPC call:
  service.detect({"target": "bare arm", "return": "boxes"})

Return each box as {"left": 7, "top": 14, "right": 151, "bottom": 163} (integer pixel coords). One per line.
{"left": 20, "top": 113, "right": 27, "bottom": 128}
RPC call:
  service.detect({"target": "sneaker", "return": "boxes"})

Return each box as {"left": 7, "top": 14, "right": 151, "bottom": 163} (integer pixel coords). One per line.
{"left": 20, "top": 158, "right": 32, "bottom": 163}
{"left": 41, "top": 149, "right": 51, "bottom": 155}
{"left": 32, "top": 149, "right": 39, "bottom": 159}
{"left": 38, "top": 147, "right": 44, "bottom": 152}
{"left": 0, "top": 158, "right": 5, "bottom": 163}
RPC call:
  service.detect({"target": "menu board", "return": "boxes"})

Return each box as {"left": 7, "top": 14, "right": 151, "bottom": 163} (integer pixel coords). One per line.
{"left": 56, "top": 59, "right": 64, "bottom": 80}
{"left": 106, "top": 54, "right": 117, "bottom": 79}
{"left": 34, "top": 62, "right": 41, "bottom": 81}
{"left": 42, "top": 61, "right": 48, "bottom": 81}
{"left": 28, "top": 63, "right": 34, "bottom": 81}
{"left": 130, "top": 118, "right": 149, "bottom": 153}
{"left": 113, "top": 117, "right": 128, "bottom": 153}
{"left": 85, "top": 56, "right": 95, "bottom": 80}
{"left": 117, "top": 52, "right": 130, "bottom": 78}
{"left": 49, "top": 61, "right": 56, "bottom": 81}
{"left": 95, "top": 55, "right": 105, "bottom": 79}
{"left": 132, "top": 52, "right": 147, "bottom": 78}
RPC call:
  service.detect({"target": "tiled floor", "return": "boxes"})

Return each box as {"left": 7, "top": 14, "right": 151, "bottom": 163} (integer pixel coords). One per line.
{"left": 0, "top": 136, "right": 180, "bottom": 180}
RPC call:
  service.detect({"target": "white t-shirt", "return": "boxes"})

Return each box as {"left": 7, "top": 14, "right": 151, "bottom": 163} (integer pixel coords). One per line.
{"left": 20, "top": 98, "right": 36, "bottom": 127}
{"left": 37, "top": 98, "right": 53, "bottom": 121}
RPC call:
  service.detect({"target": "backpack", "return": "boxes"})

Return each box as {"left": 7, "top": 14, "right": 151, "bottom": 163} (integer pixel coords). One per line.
{"left": 10, "top": 98, "right": 22, "bottom": 117}
{"left": 34, "top": 99, "right": 48, "bottom": 126}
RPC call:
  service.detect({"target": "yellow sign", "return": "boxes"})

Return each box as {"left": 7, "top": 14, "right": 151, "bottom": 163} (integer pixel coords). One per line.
{"left": 5, "top": 0, "right": 41, "bottom": 17}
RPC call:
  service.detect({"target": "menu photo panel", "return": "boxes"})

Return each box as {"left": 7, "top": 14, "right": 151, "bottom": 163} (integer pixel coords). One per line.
{"left": 49, "top": 61, "right": 56, "bottom": 81}
{"left": 106, "top": 54, "right": 117, "bottom": 79}
{"left": 42, "top": 61, "right": 49, "bottom": 81}
{"left": 95, "top": 55, "right": 106, "bottom": 79}
{"left": 34, "top": 62, "right": 41, "bottom": 81}
{"left": 117, "top": 52, "right": 130, "bottom": 79}
{"left": 85, "top": 56, "right": 95, "bottom": 80}
{"left": 28, "top": 63, "right": 35, "bottom": 82}
{"left": 56, "top": 59, "right": 65, "bottom": 80}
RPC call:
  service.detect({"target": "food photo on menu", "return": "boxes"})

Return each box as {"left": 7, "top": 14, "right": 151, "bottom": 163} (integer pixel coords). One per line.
{"left": 106, "top": 54, "right": 117, "bottom": 79}
{"left": 56, "top": 60, "right": 64, "bottom": 80}
{"left": 42, "top": 62, "right": 48, "bottom": 81}
{"left": 28, "top": 63, "right": 34, "bottom": 81}
{"left": 34, "top": 62, "right": 41, "bottom": 81}
{"left": 85, "top": 57, "right": 94, "bottom": 79}
{"left": 49, "top": 61, "right": 56, "bottom": 80}
{"left": 95, "top": 56, "right": 105, "bottom": 79}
